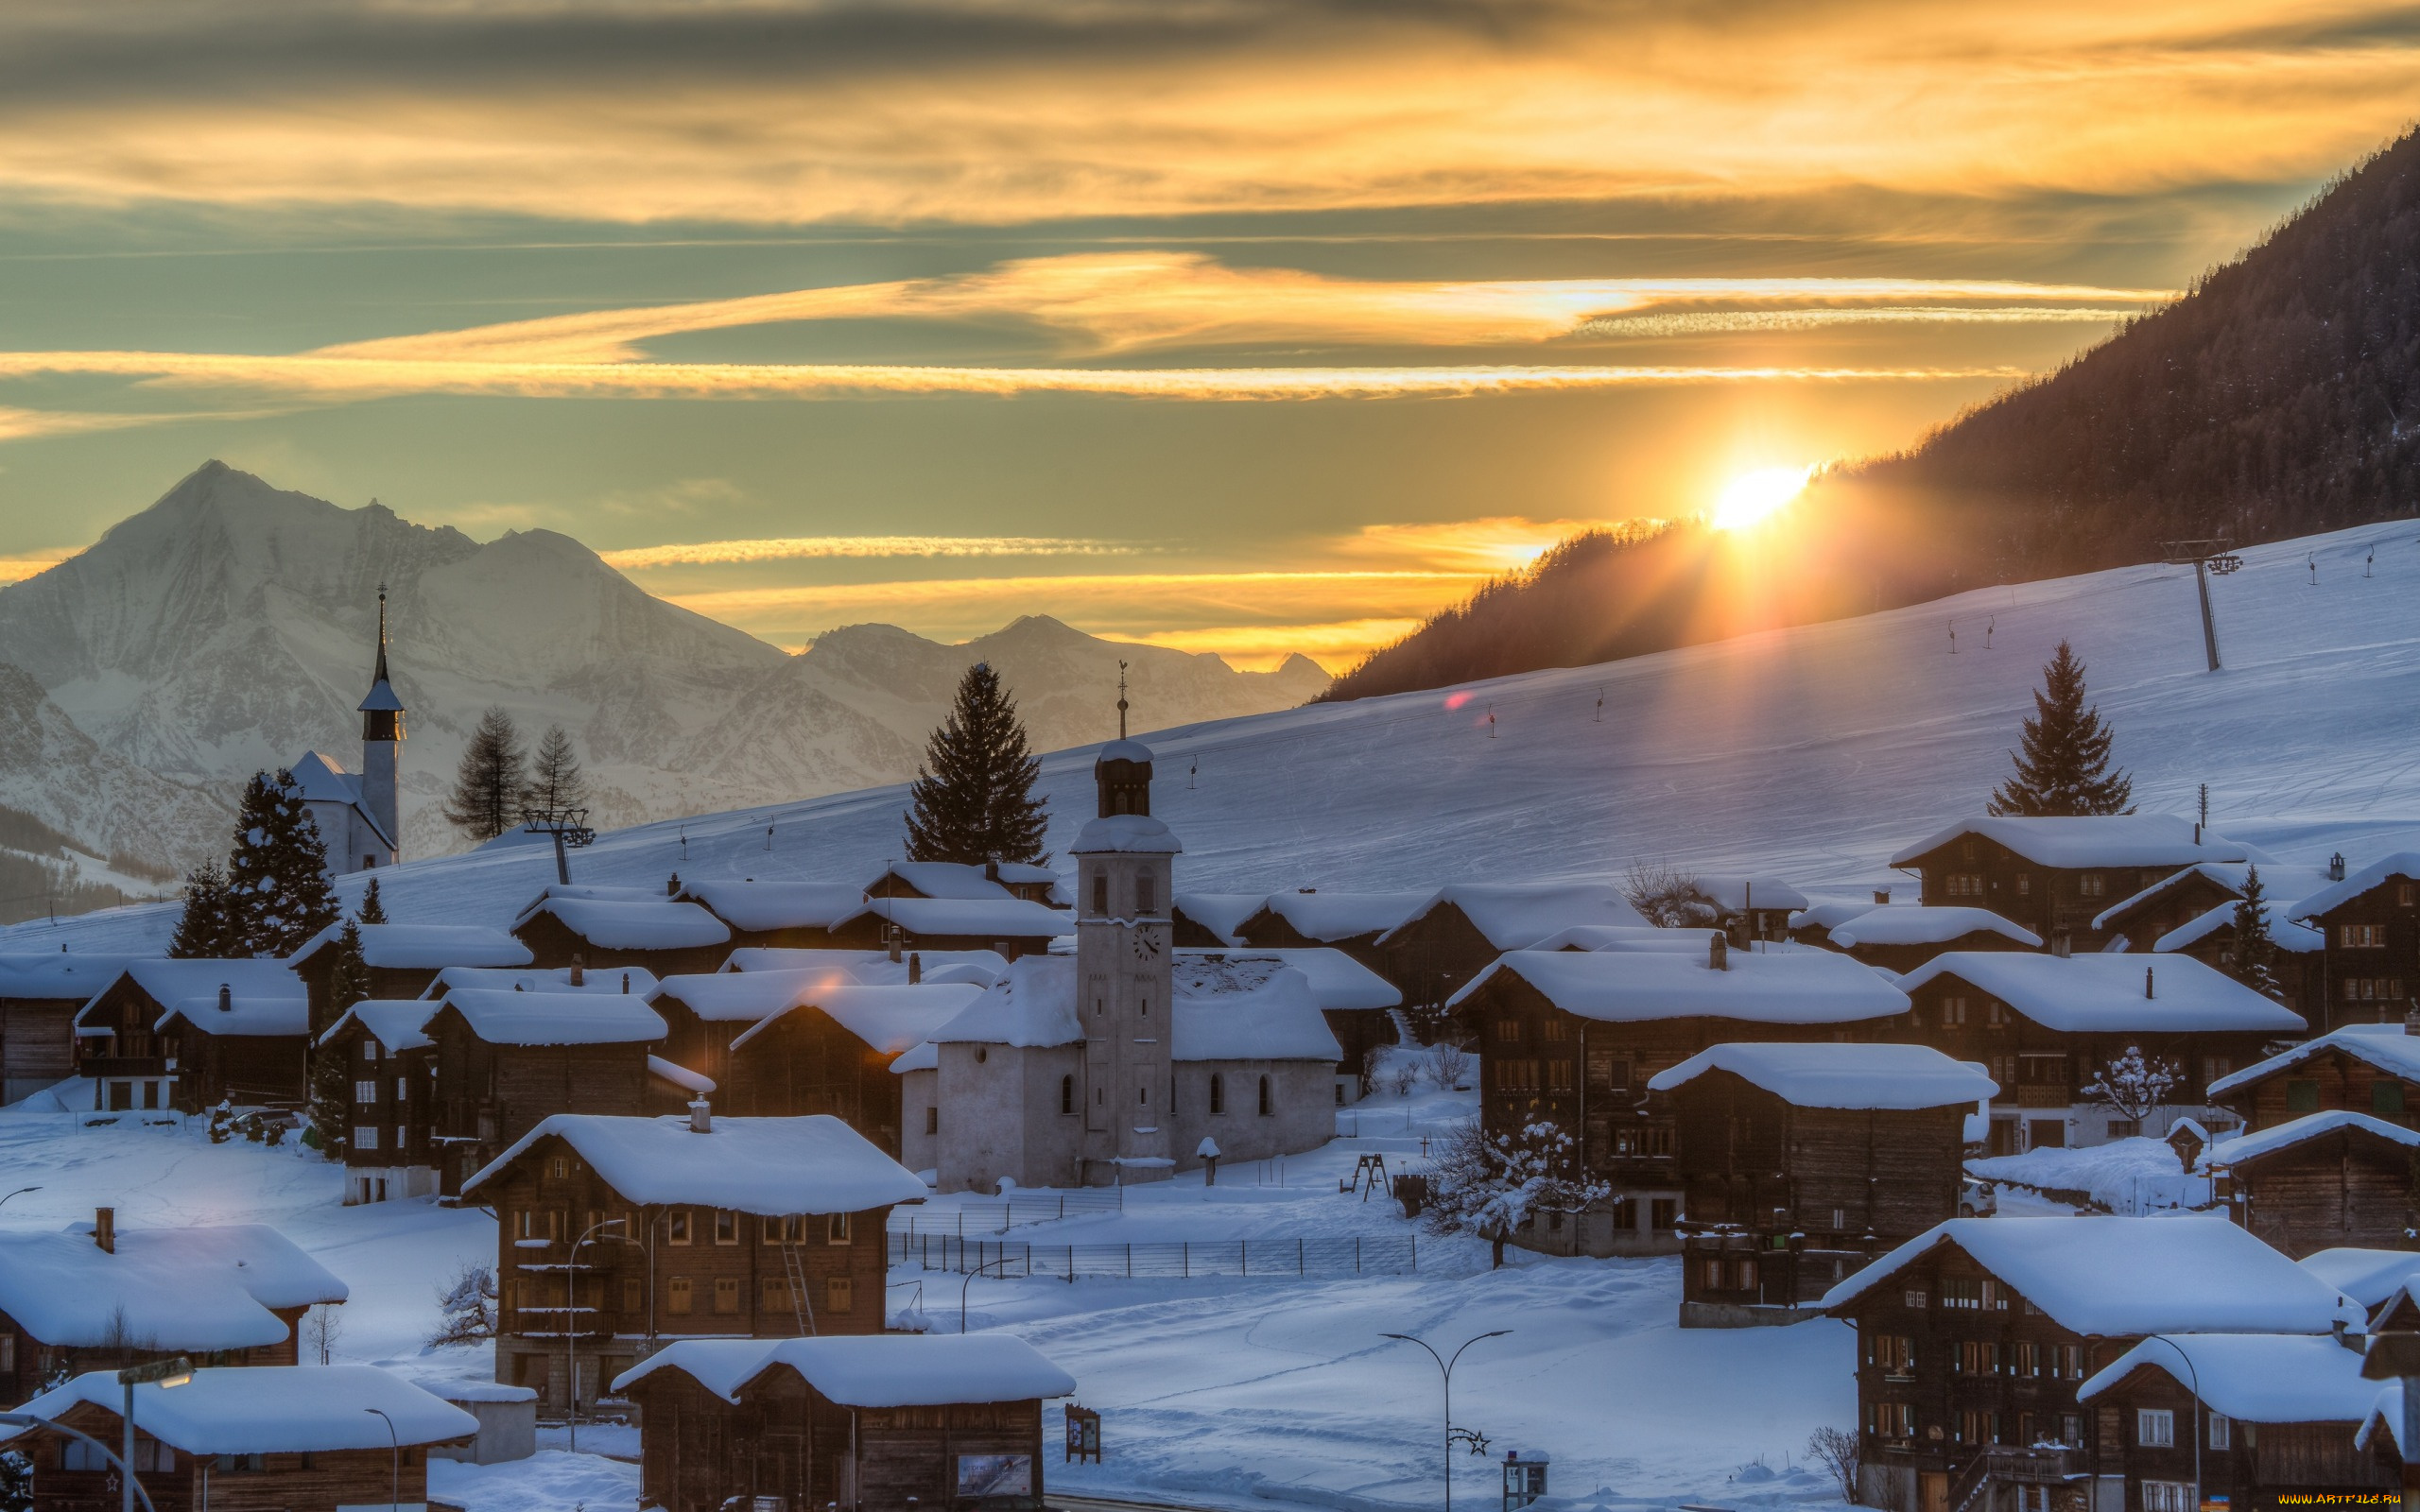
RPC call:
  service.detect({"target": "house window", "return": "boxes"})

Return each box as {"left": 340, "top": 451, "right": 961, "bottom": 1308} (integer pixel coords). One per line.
{"left": 763, "top": 1215, "right": 806, "bottom": 1244}
{"left": 926, "top": 1104, "right": 941, "bottom": 1134}
{"left": 1210, "top": 1074, "right": 1225, "bottom": 1114}
{"left": 1903, "top": 1289, "right": 1927, "bottom": 1309}
{"left": 2011, "top": 1341, "right": 2039, "bottom": 1376}
{"left": 1870, "top": 1334, "right": 1913, "bottom": 1373}
{"left": 2014, "top": 874, "right": 2031, "bottom": 896}
{"left": 1941, "top": 1277, "right": 1984, "bottom": 1310}
{"left": 2401, "top": 884, "right": 2416, "bottom": 908}
{"left": 714, "top": 1211, "right": 737, "bottom": 1246}
{"left": 828, "top": 1212, "right": 854, "bottom": 1245}
{"left": 1058, "top": 1075, "right": 1073, "bottom": 1115}
{"left": 547, "top": 1157, "right": 569, "bottom": 1178}
{"left": 2345, "top": 977, "right": 2408, "bottom": 1002}
{"left": 2209, "top": 1414, "right": 2230, "bottom": 1451}
{"left": 2285, "top": 1079, "right": 2320, "bottom": 1113}
{"left": 2342, "top": 924, "right": 2387, "bottom": 948}
{"left": 713, "top": 1277, "right": 739, "bottom": 1314}
{"left": 1258, "top": 1075, "right": 1273, "bottom": 1116}
{"left": 2079, "top": 874, "right": 2106, "bottom": 898}
{"left": 1940, "top": 997, "right": 1969, "bottom": 1026}
{"left": 763, "top": 1276, "right": 792, "bottom": 1313}
{"left": 1649, "top": 1197, "right": 1678, "bottom": 1230}
{"left": 667, "top": 1277, "right": 694, "bottom": 1314}
{"left": 395, "top": 1076, "right": 408, "bottom": 1101}
{"left": 354, "top": 1079, "right": 378, "bottom": 1104}
{"left": 2142, "top": 1485, "right": 2193, "bottom": 1512}
{"left": 2061, "top": 1414, "right": 2083, "bottom": 1445}
{"left": 1546, "top": 1060, "right": 1575, "bottom": 1092}
{"left": 667, "top": 1211, "right": 692, "bottom": 1245}
{"left": 621, "top": 1276, "right": 642, "bottom": 1313}
{"left": 2136, "top": 1409, "right": 2175, "bottom": 1448}
{"left": 1091, "top": 872, "right": 1108, "bottom": 914}
{"left": 1872, "top": 1401, "right": 1913, "bottom": 1438}
{"left": 1495, "top": 1019, "right": 1521, "bottom": 1043}
{"left": 1136, "top": 874, "right": 1154, "bottom": 914}
{"left": 355, "top": 1125, "right": 380, "bottom": 1151}
{"left": 1956, "top": 1341, "right": 1998, "bottom": 1374}
{"left": 1959, "top": 1410, "right": 1998, "bottom": 1445}
{"left": 826, "top": 1276, "right": 855, "bottom": 1313}
{"left": 2377, "top": 1082, "right": 2408, "bottom": 1115}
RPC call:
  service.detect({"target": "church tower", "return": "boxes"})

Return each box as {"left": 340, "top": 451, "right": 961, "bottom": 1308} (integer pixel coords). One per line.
{"left": 357, "top": 585, "right": 406, "bottom": 856}
{"left": 1071, "top": 670, "right": 1178, "bottom": 1183}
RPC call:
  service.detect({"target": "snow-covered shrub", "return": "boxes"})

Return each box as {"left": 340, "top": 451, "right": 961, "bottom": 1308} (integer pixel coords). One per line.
{"left": 1423, "top": 1119, "right": 1609, "bottom": 1251}
{"left": 1390, "top": 1060, "right": 1420, "bottom": 1097}
{"left": 1622, "top": 857, "right": 1719, "bottom": 928}
{"left": 1425, "top": 1041, "right": 1472, "bottom": 1091}
{"left": 2085, "top": 1044, "right": 2179, "bottom": 1124}
{"left": 206, "top": 1101, "right": 234, "bottom": 1144}
{"left": 0, "top": 1449, "right": 28, "bottom": 1512}
{"left": 1806, "top": 1426, "right": 1859, "bottom": 1503}
{"left": 427, "top": 1261, "right": 499, "bottom": 1348}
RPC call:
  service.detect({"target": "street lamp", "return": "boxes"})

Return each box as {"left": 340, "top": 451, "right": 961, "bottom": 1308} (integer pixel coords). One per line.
{"left": 0, "top": 1186, "right": 41, "bottom": 1212}
{"left": 565, "top": 1216, "right": 630, "bottom": 1452}
{"left": 1381, "top": 1330, "right": 1511, "bottom": 1512}
{"left": 2140, "top": 1334, "right": 2202, "bottom": 1512}
{"left": 961, "top": 1254, "right": 1020, "bottom": 1335}
{"left": 364, "top": 1406, "right": 399, "bottom": 1511}
{"left": 115, "top": 1355, "right": 189, "bottom": 1512}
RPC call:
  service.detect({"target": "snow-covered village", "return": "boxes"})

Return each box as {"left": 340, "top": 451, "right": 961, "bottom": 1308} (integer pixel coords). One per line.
{"left": 9, "top": 12, "right": 2420, "bottom": 1512}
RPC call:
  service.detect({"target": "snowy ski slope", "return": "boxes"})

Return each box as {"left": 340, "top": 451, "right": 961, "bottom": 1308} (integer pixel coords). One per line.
{"left": 17, "top": 515, "right": 2420, "bottom": 953}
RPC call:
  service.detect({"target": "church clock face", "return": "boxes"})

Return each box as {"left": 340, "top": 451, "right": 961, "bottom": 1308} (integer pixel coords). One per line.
{"left": 1130, "top": 926, "right": 1163, "bottom": 963}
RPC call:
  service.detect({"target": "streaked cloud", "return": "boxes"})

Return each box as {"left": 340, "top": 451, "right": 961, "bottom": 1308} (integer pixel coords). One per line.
{"left": 601, "top": 533, "right": 1137, "bottom": 568}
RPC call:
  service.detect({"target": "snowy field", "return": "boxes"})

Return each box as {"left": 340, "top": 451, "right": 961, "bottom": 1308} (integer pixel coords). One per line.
{"left": 0, "top": 1056, "right": 1857, "bottom": 1512}
{"left": 13, "top": 517, "right": 2420, "bottom": 954}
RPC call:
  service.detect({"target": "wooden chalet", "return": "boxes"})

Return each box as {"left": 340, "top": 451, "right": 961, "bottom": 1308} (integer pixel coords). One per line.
{"left": 315, "top": 999, "right": 439, "bottom": 1205}
{"left": 1171, "top": 891, "right": 1266, "bottom": 947}
{"left": 1382, "top": 883, "right": 1649, "bottom": 1018}
{"left": 820, "top": 896, "right": 1070, "bottom": 962}
{"left": 1233, "top": 889, "right": 1428, "bottom": 972}
{"left": 1822, "top": 1216, "right": 2352, "bottom": 1512}
{"left": 1889, "top": 816, "right": 2255, "bottom": 953}
{"left": 864, "top": 860, "right": 1061, "bottom": 905}
{"left": 459, "top": 1108, "right": 926, "bottom": 1412}
{"left": 0, "top": 954, "right": 131, "bottom": 1106}
{"left": 1893, "top": 953, "right": 2306, "bottom": 1155}
{"left": 2, "top": 1365, "right": 472, "bottom": 1512}
{"left": 2207, "top": 1111, "right": 2420, "bottom": 1258}
{"left": 1443, "top": 940, "right": 1909, "bottom": 1257}
{"left": 286, "top": 921, "right": 530, "bottom": 1039}
{"left": 2290, "top": 853, "right": 2420, "bottom": 1033}
{"left": 2209, "top": 1025, "right": 2420, "bottom": 1134}
{"left": 618, "top": 1333, "right": 1075, "bottom": 1512}
{"left": 71, "top": 959, "right": 312, "bottom": 1114}
{"left": 0, "top": 1211, "right": 346, "bottom": 1407}
{"left": 680, "top": 879, "right": 873, "bottom": 951}
{"left": 510, "top": 889, "right": 734, "bottom": 975}
{"left": 2076, "top": 1334, "right": 2394, "bottom": 1512}
{"left": 2151, "top": 903, "right": 2328, "bottom": 1036}
{"left": 719, "top": 982, "right": 982, "bottom": 1152}
{"left": 1646, "top": 1043, "right": 1994, "bottom": 1318}
{"left": 424, "top": 988, "right": 668, "bottom": 1195}
{"left": 1820, "top": 906, "right": 2042, "bottom": 974}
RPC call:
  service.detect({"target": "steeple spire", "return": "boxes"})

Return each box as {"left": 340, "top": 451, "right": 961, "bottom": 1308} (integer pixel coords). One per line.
{"left": 1116, "top": 661, "right": 1129, "bottom": 740}
{"left": 372, "top": 581, "right": 390, "bottom": 687}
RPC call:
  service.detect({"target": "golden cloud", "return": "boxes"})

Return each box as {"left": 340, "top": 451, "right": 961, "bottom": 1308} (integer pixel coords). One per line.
{"left": 600, "top": 534, "right": 1137, "bottom": 568}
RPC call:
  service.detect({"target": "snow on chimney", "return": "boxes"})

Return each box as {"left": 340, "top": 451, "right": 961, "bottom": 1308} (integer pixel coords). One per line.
{"left": 1873, "top": 888, "right": 1891, "bottom": 905}
{"left": 1708, "top": 934, "right": 1729, "bottom": 971}
{"left": 216, "top": 983, "right": 232, "bottom": 1013}
{"left": 687, "top": 1098, "right": 712, "bottom": 1134}
{"left": 569, "top": 954, "right": 585, "bottom": 988}
{"left": 94, "top": 1208, "right": 114, "bottom": 1254}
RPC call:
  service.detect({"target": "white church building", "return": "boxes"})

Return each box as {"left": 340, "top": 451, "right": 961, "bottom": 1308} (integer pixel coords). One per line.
{"left": 896, "top": 737, "right": 1342, "bottom": 1190}
{"left": 289, "top": 589, "right": 405, "bottom": 876}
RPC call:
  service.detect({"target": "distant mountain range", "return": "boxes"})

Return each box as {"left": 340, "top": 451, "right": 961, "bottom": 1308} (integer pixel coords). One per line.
{"left": 0, "top": 462, "right": 1327, "bottom": 893}
{"left": 1325, "top": 125, "right": 2420, "bottom": 701}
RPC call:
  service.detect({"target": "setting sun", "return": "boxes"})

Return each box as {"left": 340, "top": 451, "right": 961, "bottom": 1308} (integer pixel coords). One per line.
{"left": 1712, "top": 465, "right": 1814, "bottom": 531}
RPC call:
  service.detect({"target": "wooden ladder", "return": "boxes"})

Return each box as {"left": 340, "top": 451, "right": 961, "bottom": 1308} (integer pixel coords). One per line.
{"left": 782, "top": 1240, "right": 818, "bottom": 1336}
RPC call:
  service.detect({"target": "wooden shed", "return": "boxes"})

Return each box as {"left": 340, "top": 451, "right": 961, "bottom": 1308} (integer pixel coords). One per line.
{"left": 617, "top": 1333, "right": 1076, "bottom": 1512}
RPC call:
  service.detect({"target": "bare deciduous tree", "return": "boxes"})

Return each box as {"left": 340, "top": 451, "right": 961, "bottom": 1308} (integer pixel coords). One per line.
{"left": 1622, "top": 857, "right": 1719, "bottom": 928}
{"left": 1425, "top": 1040, "right": 1472, "bottom": 1091}
{"left": 1808, "top": 1426, "right": 1861, "bottom": 1503}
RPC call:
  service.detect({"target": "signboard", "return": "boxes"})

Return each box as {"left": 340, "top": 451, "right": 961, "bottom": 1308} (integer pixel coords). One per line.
{"left": 958, "top": 1454, "right": 1034, "bottom": 1497}
{"left": 1065, "top": 1403, "right": 1101, "bottom": 1463}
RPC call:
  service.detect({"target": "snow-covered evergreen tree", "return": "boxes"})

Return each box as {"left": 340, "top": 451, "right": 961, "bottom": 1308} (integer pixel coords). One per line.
{"left": 307, "top": 917, "right": 371, "bottom": 1159}
{"left": 1989, "top": 641, "right": 2134, "bottom": 816}
{"left": 527, "top": 724, "right": 590, "bottom": 816}
{"left": 427, "top": 1261, "right": 499, "bottom": 1347}
{"left": 1424, "top": 1118, "right": 1610, "bottom": 1267}
{"left": 224, "top": 767, "right": 339, "bottom": 956}
{"left": 2085, "top": 1043, "right": 2179, "bottom": 1124}
{"left": 357, "top": 874, "right": 388, "bottom": 925}
{"left": 442, "top": 706, "right": 529, "bottom": 842}
{"left": 903, "top": 662, "right": 1048, "bottom": 866}
{"left": 166, "top": 859, "right": 238, "bottom": 958}
{"left": 2230, "top": 864, "right": 2285, "bottom": 1001}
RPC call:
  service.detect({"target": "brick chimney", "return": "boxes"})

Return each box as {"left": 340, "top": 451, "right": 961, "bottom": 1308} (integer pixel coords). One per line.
{"left": 1708, "top": 934, "right": 1729, "bottom": 971}
{"left": 94, "top": 1208, "right": 114, "bottom": 1254}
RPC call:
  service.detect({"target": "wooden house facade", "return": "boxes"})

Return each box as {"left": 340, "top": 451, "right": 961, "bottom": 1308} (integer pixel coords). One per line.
{"left": 2209, "top": 1027, "right": 2420, "bottom": 1134}
{"left": 315, "top": 1000, "right": 440, "bottom": 1205}
{"left": 71, "top": 960, "right": 308, "bottom": 1115}
{"left": 1890, "top": 817, "right": 2254, "bottom": 953}
{"left": 1820, "top": 907, "right": 2041, "bottom": 975}
{"left": 1443, "top": 944, "right": 1909, "bottom": 1258}
{"left": 1647, "top": 1044, "right": 1992, "bottom": 1318}
{"left": 820, "top": 897, "right": 1070, "bottom": 962}
{"left": 0, "top": 954, "right": 130, "bottom": 1106}
{"left": 2291, "top": 855, "right": 2420, "bottom": 1033}
{"left": 719, "top": 984, "right": 980, "bottom": 1155}
{"left": 286, "top": 922, "right": 531, "bottom": 1040}
{"left": 459, "top": 1109, "right": 926, "bottom": 1412}
{"left": 618, "top": 1334, "right": 1075, "bottom": 1512}
{"left": 1233, "top": 889, "right": 1428, "bottom": 973}
{"left": 510, "top": 894, "right": 733, "bottom": 976}
{"left": 424, "top": 989, "right": 666, "bottom": 1194}
{"left": 2207, "top": 1111, "right": 2420, "bottom": 1258}
{"left": 1382, "top": 883, "right": 1647, "bottom": 1021}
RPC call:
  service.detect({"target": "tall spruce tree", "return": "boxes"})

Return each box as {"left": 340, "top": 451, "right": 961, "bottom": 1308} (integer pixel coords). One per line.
{"left": 356, "top": 875, "right": 388, "bottom": 925}
{"left": 1988, "top": 641, "right": 2134, "bottom": 816}
{"left": 225, "top": 767, "right": 340, "bottom": 956}
{"left": 307, "top": 916, "right": 372, "bottom": 1158}
{"left": 527, "top": 724, "right": 590, "bottom": 815}
{"left": 2230, "top": 865, "right": 2285, "bottom": 1001}
{"left": 166, "top": 860, "right": 238, "bottom": 958}
{"left": 902, "top": 662, "right": 1049, "bottom": 866}
{"left": 443, "top": 707, "right": 529, "bottom": 842}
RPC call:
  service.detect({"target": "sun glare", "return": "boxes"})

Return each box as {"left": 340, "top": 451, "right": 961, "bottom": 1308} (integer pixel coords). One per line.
{"left": 1712, "top": 465, "right": 1813, "bottom": 531}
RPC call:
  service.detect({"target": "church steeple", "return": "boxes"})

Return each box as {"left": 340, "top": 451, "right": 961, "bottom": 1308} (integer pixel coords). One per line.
{"left": 357, "top": 583, "right": 405, "bottom": 857}
{"left": 1095, "top": 664, "right": 1153, "bottom": 817}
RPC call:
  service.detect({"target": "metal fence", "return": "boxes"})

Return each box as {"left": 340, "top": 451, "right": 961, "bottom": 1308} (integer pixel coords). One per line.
{"left": 888, "top": 1189, "right": 1127, "bottom": 1238}
{"left": 888, "top": 1231, "right": 1417, "bottom": 1280}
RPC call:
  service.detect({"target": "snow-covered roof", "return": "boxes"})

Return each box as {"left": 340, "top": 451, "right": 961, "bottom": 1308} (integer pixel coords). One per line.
{"left": 655, "top": 968, "right": 838, "bottom": 1024}
{"left": 868, "top": 862, "right": 1017, "bottom": 902}
{"left": 433, "top": 988, "right": 668, "bottom": 1046}
{"left": 718, "top": 947, "right": 1007, "bottom": 986}
{"left": 1098, "top": 738, "right": 1155, "bottom": 764}
{"left": 153, "top": 980, "right": 311, "bottom": 1038}
{"left": 421, "top": 964, "right": 662, "bottom": 999}
{"left": 1821, "top": 1216, "right": 2352, "bottom": 1336}
{"left": 678, "top": 880, "right": 871, "bottom": 933}
{"left": 1830, "top": 907, "right": 2041, "bottom": 950}
{"left": 930, "top": 956, "right": 1085, "bottom": 1049}
{"left": 2303, "top": 1248, "right": 2420, "bottom": 1309}
{"left": 1647, "top": 1042, "right": 1997, "bottom": 1109}
{"left": 1529, "top": 925, "right": 1721, "bottom": 954}
{"left": 1890, "top": 816, "right": 2259, "bottom": 871}
{"left": 285, "top": 750, "right": 396, "bottom": 850}
{"left": 316, "top": 998, "right": 439, "bottom": 1053}
{"left": 890, "top": 1040, "right": 938, "bottom": 1074}
{"left": 291, "top": 920, "right": 533, "bottom": 971}
{"left": 2154, "top": 901, "right": 2325, "bottom": 955}
{"left": 616, "top": 1333, "right": 1075, "bottom": 1407}
{"left": 81, "top": 958, "right": 302, "bottom": 1022}
{"left": 1251, "top": 889, "right": 1432, "bottom": 942}
{"left": 2079, "top": 1334, "right": 2379, "bottom": 1423}
{"left": 1173, "top": 892, "right": 1267, "bottom": 946}
{"left": 1380, "top": 882, "right": 1650, "bottom": 950}
{"left": 1171, "top": 968, "right": 1342, "bottom": 1063}
{"left": 2089, "top": 862, "right": 2336, "bottom": 931}
{"left": 2207, "top": 1025, "right": 2420, "bottom": 1099}
{"left": 1695, "top": 875, "right": 1812, "bottom": 914}
{"left": 844, "top": 896, "right": 1072, "bottom": 940}
{"left": 728, "top": 983, "right": 985, "bottom": 1056}
{"left": 649, "top": 1056, "right": 715, "bottom": 1096}
{"left": 1172, "top": 949, "right": 1401, "bottom": 1011}
{"left": 1450, "top": 948, "right": 1909, "bottom": 1025}
{"left": 2207, "top": 1110, "right": 2420, "bottom": 1167}
{"left": 2294, "top": 852, "right": 2420, "bottom": 920}
{"left": 0, "top": 1224, "right": 346, "bottom": 1350}
{"left": 513, "top": 897, "right": 732, "bottom": 952}
{"left": 1071, "top": 813, "right": 1181, "bottom": 855}
{"left": 6, "top": 1366, "right": 474, "bottom": 1453}
{"left": 1790, "top": 902, "right": 1881, "bottom": 933}
{"left": 0, "top": 952, "right": 139, "bottom": 1002}
{"left": 461, "top": 1112, "right": 926, "bottom": 1214}
{"left": 1894, "top": 953, "right": 2306, "bottom": 1034}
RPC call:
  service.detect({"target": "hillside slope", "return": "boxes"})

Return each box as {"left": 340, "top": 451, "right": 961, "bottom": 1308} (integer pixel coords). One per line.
{"left": 17, "top": 515, "right": 2417, "bottom": 953}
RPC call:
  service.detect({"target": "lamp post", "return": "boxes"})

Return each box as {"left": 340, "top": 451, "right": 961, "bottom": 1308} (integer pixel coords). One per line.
{"left": 364, "top": 1406, "right": 399, "bottom": 1511}
{"left": 961, "top": 1254, "right": 1019, "bottom": 1334}
{"left": 0, "top": 1412, "right": 160, "bottom": 1512}
{"left": 0, "top": 1186, "right": 41, "bottom": 1213}
{"left": 565, "top": 1216, "right": 629, "bottom": 1452}
{"left": 1381, "top": 1330, "right": 1511, "bottom": 1512}
{"left": 114, "top": 1355, "right": 190, "bottom": 1512}
{"left": 2140, "top": 1335, "right": 2202, "bottom": 1512}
